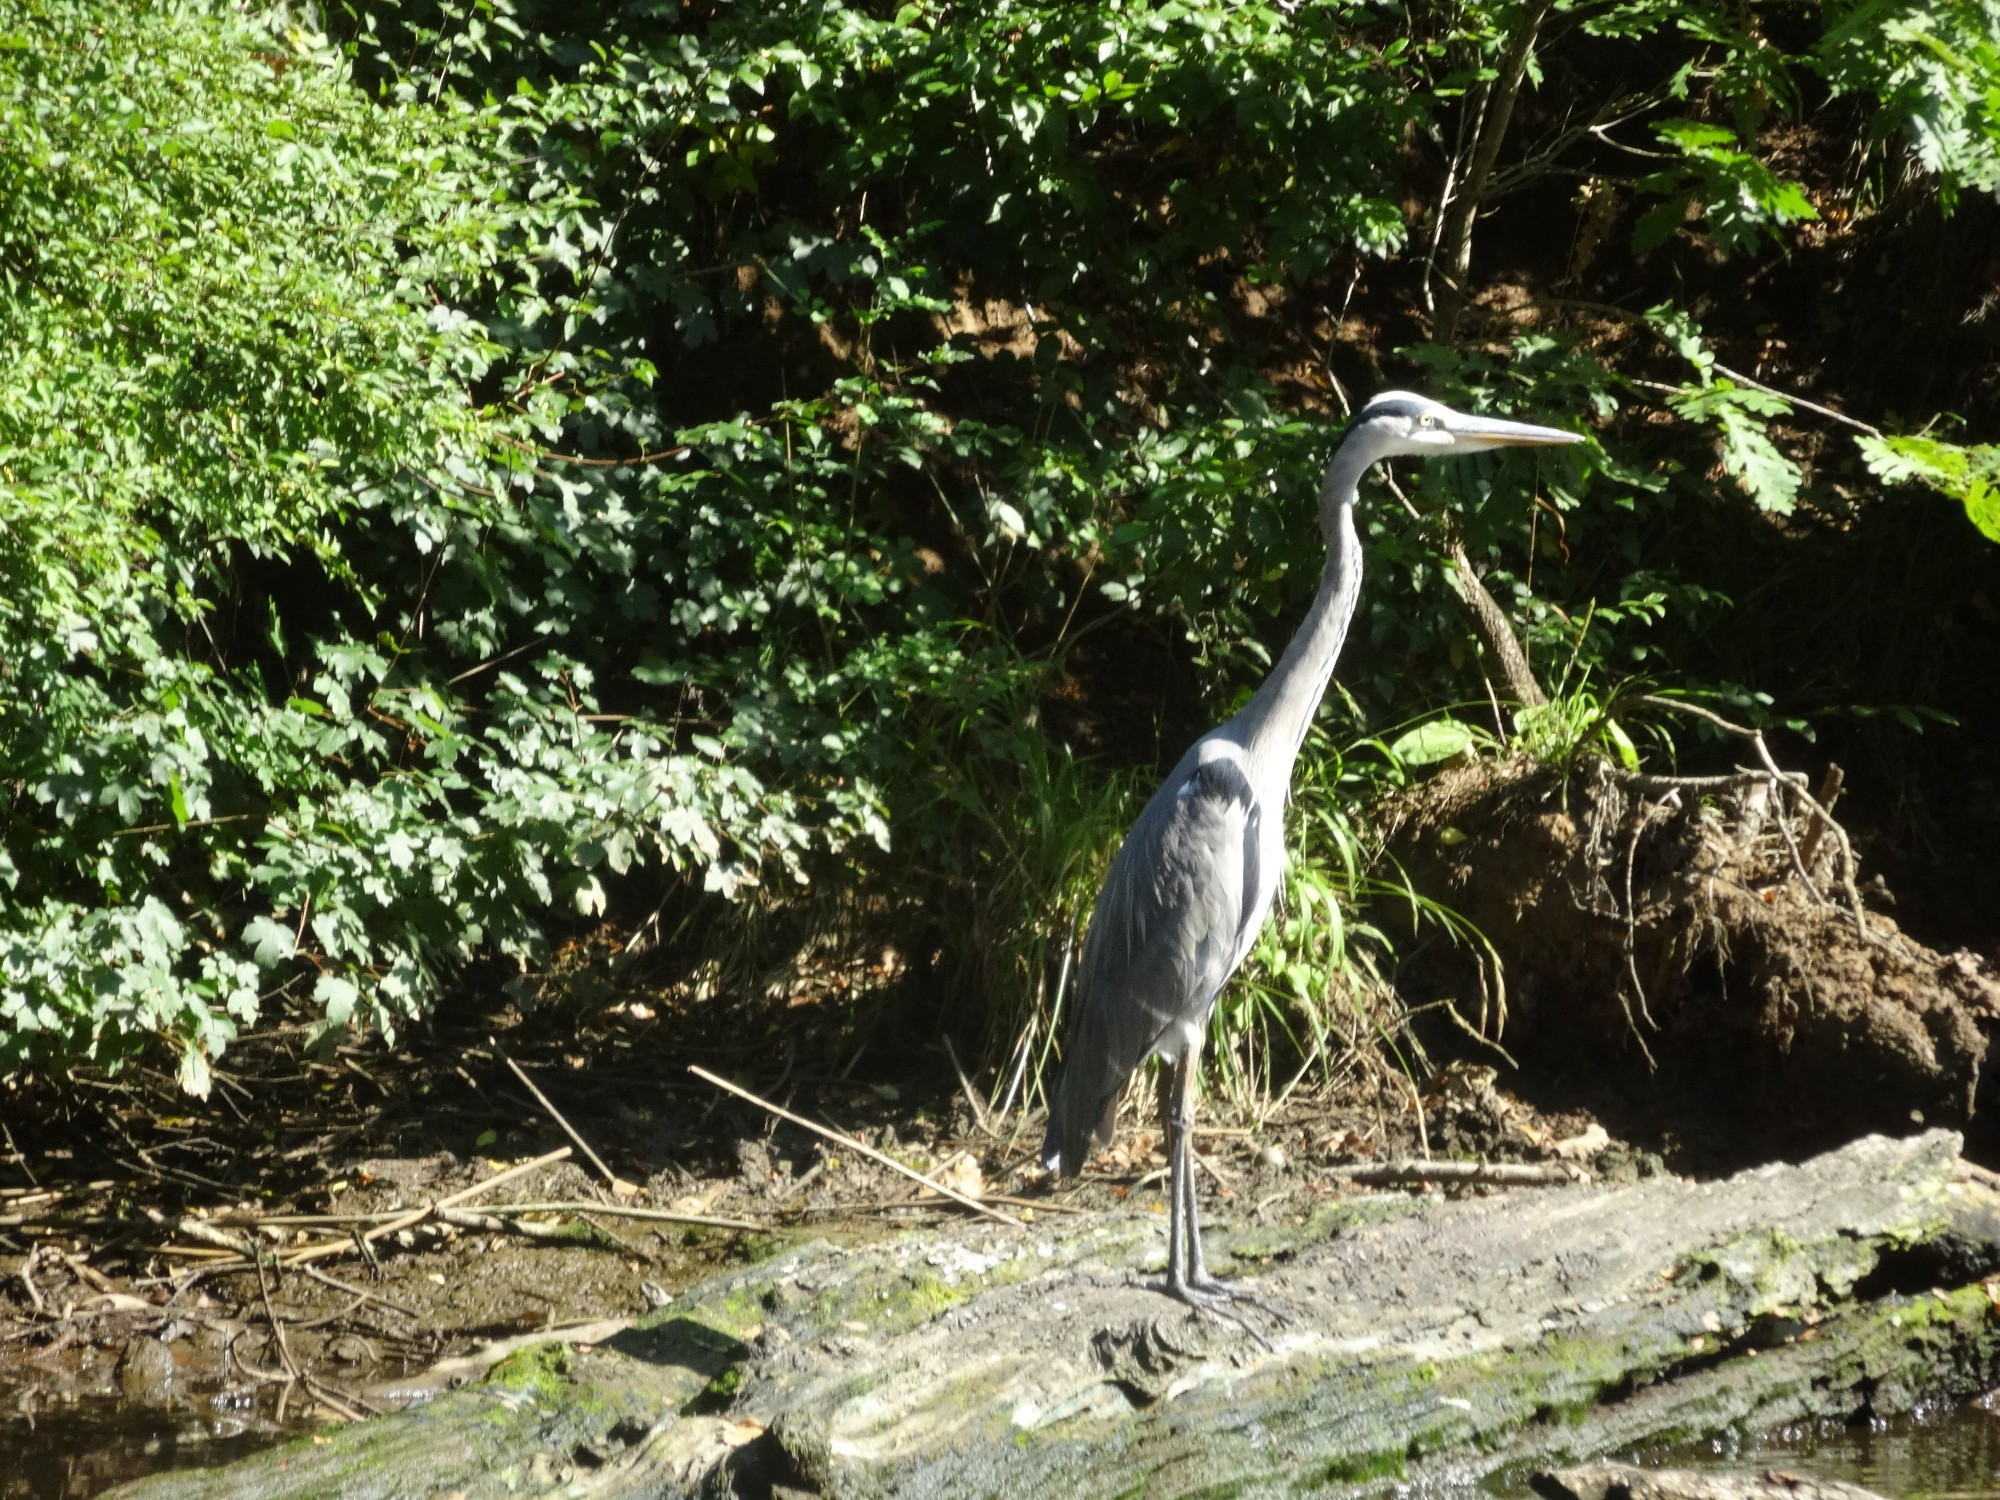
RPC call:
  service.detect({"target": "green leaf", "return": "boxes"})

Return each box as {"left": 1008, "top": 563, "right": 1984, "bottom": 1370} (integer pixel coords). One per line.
{"left": 1388, "top": 717, "right": 1487, "bottom": 767}
{"left": 243, "top": 916, "right": 297, "bottom": 969}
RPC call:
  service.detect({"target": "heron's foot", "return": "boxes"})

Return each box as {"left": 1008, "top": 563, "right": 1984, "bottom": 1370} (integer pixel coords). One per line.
{"left": 1160, "top": 1273, "right": 1283, "bottom": 1349}
{"left": 1186, "top": 1270, "right": 1293, "bottom": 1327}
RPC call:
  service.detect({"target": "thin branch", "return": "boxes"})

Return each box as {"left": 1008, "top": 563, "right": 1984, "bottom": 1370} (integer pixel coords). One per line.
{"left": 689, "top": 1066, "right": 1019, "bottom": 1228}
{"left": 502, "top": 1054, "right": 626, "bottom": 1194}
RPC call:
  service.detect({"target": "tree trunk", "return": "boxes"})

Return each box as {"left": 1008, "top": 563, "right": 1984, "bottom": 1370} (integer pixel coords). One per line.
{"left": 1433, "top": 0, "right": 1558, "bottom": 344}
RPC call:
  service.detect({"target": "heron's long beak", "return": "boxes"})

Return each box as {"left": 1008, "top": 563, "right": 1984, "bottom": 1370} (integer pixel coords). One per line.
{"left": 1443, "top": 411, "right": 1585, "bottom": 448}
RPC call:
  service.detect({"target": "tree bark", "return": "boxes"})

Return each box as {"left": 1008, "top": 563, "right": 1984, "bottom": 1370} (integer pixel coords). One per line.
{"left": 1446, "top": 533, "right": 1548, "bottom": 709}
{"left": 1433, "top": 0, "right": 1558, "bottom": 345}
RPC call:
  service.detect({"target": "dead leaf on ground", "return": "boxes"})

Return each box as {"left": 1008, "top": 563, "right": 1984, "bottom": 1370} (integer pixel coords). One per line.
{"left": 1550, "top": 1123, "right": 1611, "bottom": 1161}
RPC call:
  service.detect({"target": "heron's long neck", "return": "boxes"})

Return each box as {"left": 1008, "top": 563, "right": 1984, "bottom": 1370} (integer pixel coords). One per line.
{"left": 1236, "top": 446, "right": 1368, "bottom": 776}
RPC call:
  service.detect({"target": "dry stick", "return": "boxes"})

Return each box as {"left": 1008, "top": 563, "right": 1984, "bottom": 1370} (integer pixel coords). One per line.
{"left": 1795, "top": 762, "right": 1845, "bottom": 873}
{"left": 276, "top": 1147, "right": 574, "bottom": 1269}
{"left": 941, "top": 1035, "right": 995, "bottom": 1137}
{"left": 15, "top": 1248, "right": 42, "bottom": 1316}
{"left": 501, "top": 1054, "right": 623, "bottom": 1193}
{"left": 220, "top": 1199, "right": 763, "bottom": 1234}
{"left": 468, "top": 1201, "right": 765, "bottom": 1233}
{"left": 1381, "top": 473, "right": 1545, "bottom": 711}
{"left": 1331, "top": 1159, "right": 1588, "bottom": 1188}
{"left": 296, "top": 1262, "right": 422, "bottom": 1319}
{"left": 688, "top": 1065, "right": 1020, "bottom": 1228}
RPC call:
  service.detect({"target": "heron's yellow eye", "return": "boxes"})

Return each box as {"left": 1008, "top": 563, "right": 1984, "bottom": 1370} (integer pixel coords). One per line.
{"left": 1418, "top": 413, "right": 1437, "bottom": 428}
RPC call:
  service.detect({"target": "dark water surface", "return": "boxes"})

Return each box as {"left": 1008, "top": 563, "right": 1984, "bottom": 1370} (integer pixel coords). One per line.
{"left": 0, "top": 1387, "right": 290, "bottom": 1499}
{"left": 1635, "top": 1401, "right": 2000, "bottom": 1496}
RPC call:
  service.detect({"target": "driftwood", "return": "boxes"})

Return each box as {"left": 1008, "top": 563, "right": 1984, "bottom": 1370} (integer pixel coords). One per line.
{"left": 104, "top": 1130, "right": 2000, "bottom": 1499}
{"left": 1534, "top": 1462, "right": 1888, "bottom": 1500}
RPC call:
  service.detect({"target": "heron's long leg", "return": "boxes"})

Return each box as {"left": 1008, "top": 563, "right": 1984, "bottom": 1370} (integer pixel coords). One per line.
{"left": 1167, "top": 1040, "right": 1290, "bottom": 1334}
{"left": 1163, "top": 1050, "right": 1191, "bottom": 1291}
{"left": 1158, "top": 1042, "right": 1274, "bottom": 1344}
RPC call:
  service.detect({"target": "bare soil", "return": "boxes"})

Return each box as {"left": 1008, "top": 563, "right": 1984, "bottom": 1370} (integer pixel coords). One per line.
{"left": 1381, "top": 755, "right": 2000, "bottom": 1171}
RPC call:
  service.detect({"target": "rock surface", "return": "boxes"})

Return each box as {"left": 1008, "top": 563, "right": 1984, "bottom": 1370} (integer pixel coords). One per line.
{"left": 107, "top": 1130, "right": 2000, "bottom": 1499}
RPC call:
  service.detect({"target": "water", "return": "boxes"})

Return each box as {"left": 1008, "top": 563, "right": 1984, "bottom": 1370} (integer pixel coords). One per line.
{"left": 0, "top": 1388, "right": 288, "bottom": 1499}
{"left": 1640, "top": 1400, "right": 2000, "bottom": 1496}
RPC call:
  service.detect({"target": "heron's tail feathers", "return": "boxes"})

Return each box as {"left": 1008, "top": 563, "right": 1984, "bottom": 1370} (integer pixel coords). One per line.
{"left": 1041, "top": 1086, "right": 1119, "bottom": 1177}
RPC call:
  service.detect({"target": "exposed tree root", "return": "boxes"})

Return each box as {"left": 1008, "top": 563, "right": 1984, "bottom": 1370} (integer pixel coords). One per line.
{"left": 1379, "top": 752, "right": 2000, "bottom": 1160}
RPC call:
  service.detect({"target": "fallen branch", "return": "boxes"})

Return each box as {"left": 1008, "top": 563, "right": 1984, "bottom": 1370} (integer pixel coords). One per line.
{"left": 1329, "top": 1159, "right": 1589, "bottom": 1187}
{"left": 436, "top": 1205, "right": 633, "bottom": 1254}
{"left": 280, "top": 1145, "right": 576, "bottom": 1268}
{"left": 365, "top": 1317, "right": 633, "bottom": 1406}
{"left": 214, "top": 1198, "right": 765, "bottom": 1235}
{"left": 463, "top": 1200, "right": 766, "bottom": 1233}
{"left": 152, "top": 1147, "right": 576, "bottom": 1276}
{"left": 689, "top": 1065, "right": 1020, "bottom": 1228}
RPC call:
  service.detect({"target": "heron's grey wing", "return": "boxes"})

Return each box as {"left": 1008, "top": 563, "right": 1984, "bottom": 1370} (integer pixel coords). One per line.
{"left": 1042, "top": 754, "right": 1263, "bottom": 1174}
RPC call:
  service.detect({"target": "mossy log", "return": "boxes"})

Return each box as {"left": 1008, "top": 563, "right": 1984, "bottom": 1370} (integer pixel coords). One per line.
{"left": 108, "top": 1131, "right": 2000, "bottom": 1499}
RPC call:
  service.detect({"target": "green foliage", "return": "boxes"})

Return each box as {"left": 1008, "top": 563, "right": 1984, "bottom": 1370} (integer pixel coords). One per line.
{"left": 1858, "top": 434, "right": 2000, "bottom": 542}
{"left": 1822, "top": 0, "right": 2000, "bottom": 202}
{"left": 2, "top": 0, "right": 1994, "bottom": 1092}
{"left": 0, "top": 3, "right": 867, "bottom": 1087}
{"left": 1634, "top": 121, "right": 1820, "bottom": 258}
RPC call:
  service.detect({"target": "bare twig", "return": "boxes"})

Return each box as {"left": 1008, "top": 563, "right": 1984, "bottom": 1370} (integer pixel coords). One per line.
{"left": 1796, "top": 763, "right": 1845, "bottom": 873}
{"left": 15, "top": 1247, "right": 43, "bottom": 1316}
{"left": 1382, "top": 472, "right": 1546, "bottom": 709}
{"left": 1635, "top": 697, "right": 1876, "bottom": 943}
{"left": 470, "top": 1201, "right": 765, "bottom": 1232}
{"left": 689, "top": 1066, "right": 1020, "bottom": 1228}
{"left": 296, "top": 1263, "right": 423, "bottom": 1318}
{"left": 365, "top": 1318, "right": 632, "bottom": 1405}
{"left": 275, "top": 1147, "right": 574, "bottom": 1269}
{"left": 941, "top": 1036, "right": 995, "bottom": 1137}
{"left": 501, "top": 1055, "right": 627, "bottom": 1195}
{"left": 215, "top": 1196, "right": 764, "bottom": 1236}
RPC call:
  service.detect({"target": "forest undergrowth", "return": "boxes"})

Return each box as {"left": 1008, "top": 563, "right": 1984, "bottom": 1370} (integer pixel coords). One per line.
{"left": 0, "top": 0, "right": 1996, "bottom": 1131}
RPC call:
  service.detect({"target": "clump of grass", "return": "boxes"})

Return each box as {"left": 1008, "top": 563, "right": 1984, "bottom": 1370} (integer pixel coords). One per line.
{"left": 890, "top": 665, "right": 1143, "bottom": 1115}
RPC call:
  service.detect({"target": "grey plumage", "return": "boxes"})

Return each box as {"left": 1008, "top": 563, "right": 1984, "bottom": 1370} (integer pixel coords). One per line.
{"left": 1041, "top": 389, "right": 1582, "bottom": 1322}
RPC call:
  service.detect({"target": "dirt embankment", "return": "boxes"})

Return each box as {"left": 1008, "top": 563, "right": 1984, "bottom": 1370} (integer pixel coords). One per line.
{"left": 1381, "top": 756, "right": 2000, "bottom": 1163}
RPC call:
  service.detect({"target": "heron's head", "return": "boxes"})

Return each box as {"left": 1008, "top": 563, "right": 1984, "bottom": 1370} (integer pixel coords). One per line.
{"left": 1343, "top": 390, "right": 1584, "bottom": 460}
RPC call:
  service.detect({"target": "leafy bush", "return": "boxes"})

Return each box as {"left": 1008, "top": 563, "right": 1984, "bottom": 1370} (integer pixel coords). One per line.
{"left": 2, "top": 0, "right": 1994, "bottom": 1092}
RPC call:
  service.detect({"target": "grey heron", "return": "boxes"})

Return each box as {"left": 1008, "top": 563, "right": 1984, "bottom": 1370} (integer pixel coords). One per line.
{"left": 1041, "top": 390, "right": 1583, "bottom": 1325}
